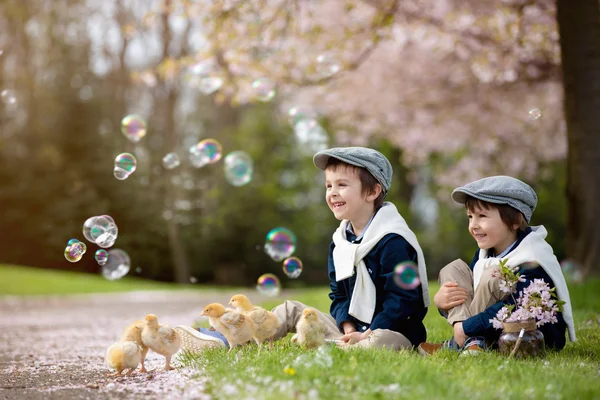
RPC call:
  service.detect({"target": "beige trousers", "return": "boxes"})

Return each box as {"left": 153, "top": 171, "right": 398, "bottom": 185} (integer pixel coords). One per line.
{"left": 271, "top": 300, "right": 412, "bottom": 350}
{"left": 439, "top": 259, "right": 508, "bottom": 325}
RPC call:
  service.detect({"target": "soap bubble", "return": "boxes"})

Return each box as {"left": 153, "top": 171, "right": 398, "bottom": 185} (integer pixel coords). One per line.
{"left": 95, "top": 249, "right": 109, "bottom": 266}
{"left": 287, "top": 106, "right": 317, "bottom": 127}
{"left": 528, "top": 108, "right": 542, "bottom": 120}
{"left": 83, "top": 215, "right": 118, "bottom": 247}
{"left": 224, "top": 151, "right": 253, "bottom": 186}
{"left": 187, "top": 62, "right": 223, "bottom": 94}
{"left": 393, "top": 261, "right": 420, "bottom": 290}
{"left": 162, "top": 152, "right": 180, "bottom": 169}
{"left": 67, "top": 238, "right": 80, "bottom": 246}
{"left": 316, "top": 53, "right": 341, "bottom": 78}
{"left": 135, "top": 267, "right": 142, "bottom": 274}
{"left": 189, "top": 276, "right": 198, "bottom": 284}
{"left": 294, "top": 119, "right": 329, "bottom": 154}
{"left": 115, "top": 153, "right": 137, "bottom": 174}
{"left": 189, "top": 139, "right": 222, "bottom": 168}
{"left": 102, "top": 249, "right": 131, "bottom": 280}
{"left": 252, "top": 77, "right": 276, "bottom": 102}
{"left": 1, "top": 89, "right": 17, "bottom": 105}
{"left": 264, "top": 227, "right": 296, "bottom": 262}
{"left": 560, "top": 259, "right": 584, "bottom": 283}
{"left": 256, "top": 273, "right": 281, "bottom": 297}
{"left": 121, "top": 114, "right": 147, "bottom": 143}
{"left": 64, "top": 242, "right": 86, "bottom": 263}
{"left": 282, "top": 257, "right": 303, "bottom": 279}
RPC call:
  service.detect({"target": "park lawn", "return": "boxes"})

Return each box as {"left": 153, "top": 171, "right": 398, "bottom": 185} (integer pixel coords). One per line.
{"left": 180, "top": 279, "right": 600, "bottom": 400}
{"left": 0, "top": 264, "right": 196, "bottom": 295}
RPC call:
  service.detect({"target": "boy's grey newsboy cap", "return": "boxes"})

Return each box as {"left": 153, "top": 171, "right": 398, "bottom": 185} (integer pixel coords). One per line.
{"left": 313, "top": 147, "right": 392, "bottom": 194}
{"left": 452, "top": 175, "right": 538, "bottom": 223}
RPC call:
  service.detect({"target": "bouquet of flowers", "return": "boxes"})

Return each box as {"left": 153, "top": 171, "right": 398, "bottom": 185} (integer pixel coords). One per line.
{"left": 490, "top": 259, "right": 565, "bottom": 329}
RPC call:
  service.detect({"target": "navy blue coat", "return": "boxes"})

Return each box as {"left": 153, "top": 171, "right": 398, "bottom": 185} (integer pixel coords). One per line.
{"left": 461, "top": 228, "right": 567, "bottom": 350}
{"left": 328, "top": 231, "right": 428, "bottom": 347}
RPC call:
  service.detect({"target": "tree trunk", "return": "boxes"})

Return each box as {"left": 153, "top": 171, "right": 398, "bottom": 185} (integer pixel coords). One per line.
{"left": 557, "top": 0, "right": 600, "bottom": 276}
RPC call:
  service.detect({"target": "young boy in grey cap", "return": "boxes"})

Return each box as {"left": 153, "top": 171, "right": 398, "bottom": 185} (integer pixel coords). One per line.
{"left": 270, "top": 147, "right": 430, "bottom": 349}
{"left": 418, "top": 176, "right": 575, "bottom": 356}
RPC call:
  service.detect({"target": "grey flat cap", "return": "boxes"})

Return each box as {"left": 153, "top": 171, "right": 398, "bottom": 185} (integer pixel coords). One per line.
{"left": 313, "top": 147, "right": 393, "bottom": 194}
{"left": 452, "top": 175, "right": 538, "bottom": 222}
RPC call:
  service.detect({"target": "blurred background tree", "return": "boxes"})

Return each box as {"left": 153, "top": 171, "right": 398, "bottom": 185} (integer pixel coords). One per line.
{"left": 0, "top": 0, "right": 595, "bottom": 286}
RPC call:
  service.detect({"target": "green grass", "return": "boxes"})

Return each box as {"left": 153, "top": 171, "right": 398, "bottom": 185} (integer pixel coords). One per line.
{"left": 179, "top": 279, "right": 600, "bottom": 400}
{"left": 0, "top": 264, "right": 187, "bottom": 295}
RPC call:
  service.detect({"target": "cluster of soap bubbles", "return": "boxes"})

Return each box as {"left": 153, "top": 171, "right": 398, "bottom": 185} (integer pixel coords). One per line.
{"left": 393, "top": 261, "right": 421, "bottom": 290}
{"left": 83, "top": 215, "right": 119, "bottom": 248}
{"left": 189, "top": 138, "right": 223, "bottom": 168}
{"left": 256, "top": 227, "right": 304, "bottom": 297}
{"left": 114, "top": 153, "right": 137, "bottom": 180}
{"left": 102, "top": 249, "right": 131, "bottom": 281}
{"left": 187, "top": 138, "right": 254, "bottom": 187}
{"left": 64, "top": 239, "right": 87, "bottom": 263}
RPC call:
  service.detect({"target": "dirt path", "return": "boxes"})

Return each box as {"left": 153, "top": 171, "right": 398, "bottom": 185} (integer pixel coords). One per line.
{"left": 0, "top": 289, "right": 289, "bottom": 399}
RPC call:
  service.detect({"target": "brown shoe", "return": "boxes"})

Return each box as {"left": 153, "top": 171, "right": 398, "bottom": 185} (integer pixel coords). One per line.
{"left": 460, "top": 343, "right": 485, "bottom": 356}
{"left": 418, "top": 342, "right": 443, "bottom": 356}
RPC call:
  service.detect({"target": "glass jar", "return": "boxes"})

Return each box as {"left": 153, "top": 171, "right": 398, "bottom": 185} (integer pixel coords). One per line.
{"left": 499, "top": 320, "right": 545, "bottom": 358}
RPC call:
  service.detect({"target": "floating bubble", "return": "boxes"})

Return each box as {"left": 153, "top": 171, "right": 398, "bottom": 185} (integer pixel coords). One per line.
{"left": 560, "top": 259, "right": 584, "bottom": 283}
{"left": 121, "top": 114, "right": 147, "bottom": 143}
{"left": 189, "top": 139, "right": 222, "bottom": 168}
{"left": 287, "top": 106, "right": 317, "bottom": 127}
{"left": 528, "top": 108, "right": 542, "bottom": 120}
{"left": 64, "top": 242, "right": 86, "bottom": 263}
{"left": 83, "top": 215, "right": 118, "bottom": 247}
{"left": 1, "top": 89, "right": 17, "bottom": 105}
{"left": 393, "top": 261, "right": 420, "bottom": 290}
{"left": 294, "top": 119, "right": 329, "bottom": 154}
{"left": 67, "top": 238, "right": 80, "bottom": 246}
{"left": 282, "top": 257, "right": 303, "bottom": 279}
{"left": 102, "top": 249, "right": 131, "bottom": 280}
{"left": 252, "top": 77, "right": 276, "bottom": 102}
{"left": 256, "top": 273, "right": 281, "bottom": 297}
{"left": 264, "top": 227, "right": 297, "bottom": 262}
{"left": 189, "top": 276, "right": 198, "bottom": 284}
{"left": 83, "top": 217, "right": 98, "bottom": 243}
{"left": 95, "top": 249, "right": 109, "bottom": 266}
{"left": 316, "top": 53, "right": 341, "bottom": 78}
{"left": 162, "top": 152, "right": 180, "bottom": 169}
{"left": 115, "top": 153, "right": 137, "bottom": 174}
{"left": 187, "top": 62, "right": 224, "bottom": 94}
{"left": 224, "top": 151, "right": 253, "bottom": 186}
{"left": 113, "top": 167, "right": 129, "bottom": 180}
{"left": 135, "top": 267, "right": 142, "bottom": 274}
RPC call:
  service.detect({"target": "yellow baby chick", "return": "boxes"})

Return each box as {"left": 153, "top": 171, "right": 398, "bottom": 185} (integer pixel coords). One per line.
{"left": 229, "top": 294, "right": 281, "bottom": 350}
{"left": 120, "top": 320, "right": 149, "bottom": 372}
{"left": 295, "top": 308, "right": 327, "bottom": 349}
{"left": 141, "top": 314, "right": 181, "bottom": 371}
{"left": 201, "top": 303, "right": 256, "bottom": 352}
{"left": 105, "top": 341, "right": 142, "bottom": 377}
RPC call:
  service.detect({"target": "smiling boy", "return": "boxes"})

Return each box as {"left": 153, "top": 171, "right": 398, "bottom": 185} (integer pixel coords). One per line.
{"left": 418, "top": 176, "right": 575, "bottom": 356}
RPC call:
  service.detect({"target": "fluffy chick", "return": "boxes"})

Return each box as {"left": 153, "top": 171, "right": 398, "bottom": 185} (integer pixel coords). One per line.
{"left": 105, "top": 341, "right": 142, "bottom": 377}
{"left": 201, "top": 303, "right": 256, "bottom": 352}
{"left": 141, "top": 314, "right": 181, "bottom": 371}
{"left": 229, "top": 294, "right": 281, "bottom": 350}
{"left": 120, "top": 320, "right": 149, "bottom": 372}
{"left": 295, "top": 308, "right": 327, "bottom": 349}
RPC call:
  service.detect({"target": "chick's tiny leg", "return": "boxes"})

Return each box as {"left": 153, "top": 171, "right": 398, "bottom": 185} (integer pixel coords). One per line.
{"left": 139, "top": 347, "right": 149, "bottom": 373}
{"left": 164, "top": 355, "right": 175, "bottom": 371}
{"left": 126, "top": 368, "right": 136, "bottom": 376}
{"left": 269, "top": 337, "right": 274, "bottom": 349}
{"left": 107, "top": 370, "right": 123, "bottom": 378}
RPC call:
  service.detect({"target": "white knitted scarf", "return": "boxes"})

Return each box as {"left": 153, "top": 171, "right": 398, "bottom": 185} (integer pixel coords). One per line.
{"left": 473, "top": 225, "right": 576, "bottom": 342}
{"left": 332, "top": 202, "right": 429, "bottom": 324}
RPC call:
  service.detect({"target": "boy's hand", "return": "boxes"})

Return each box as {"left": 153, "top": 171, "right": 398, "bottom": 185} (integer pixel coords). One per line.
{"left": 339, "top": 329, "right": 371, "bottom": 346}
{"left": 341, "top": 321, "right": 357, "bottom": 334}
{"left": 434, "top": 282, "right": 469, "bottom": 311}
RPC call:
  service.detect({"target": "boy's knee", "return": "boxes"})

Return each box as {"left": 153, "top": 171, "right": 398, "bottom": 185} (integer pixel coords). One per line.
{"left": 439, "top": 259, "right": 470, "bottom": 282}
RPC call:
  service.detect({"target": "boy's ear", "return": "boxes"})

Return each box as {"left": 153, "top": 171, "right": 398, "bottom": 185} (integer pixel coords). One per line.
{"left": 366, "top": 184, "right": 382, "bottom": 201}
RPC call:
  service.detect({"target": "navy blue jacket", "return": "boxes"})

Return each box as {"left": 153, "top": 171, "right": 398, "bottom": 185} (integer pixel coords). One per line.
{"left": 461, "top": 228, "right": 567, "bottom": 350}
{"left": 328, "top": 231, "right": 428, "bottom": 347}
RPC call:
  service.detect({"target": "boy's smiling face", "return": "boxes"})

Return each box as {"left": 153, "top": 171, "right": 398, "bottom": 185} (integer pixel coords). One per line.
{"left": 325, "top": 165, "right": 377, "bottom": 225}
{"left": 467, "top": 204, "right": 518, "bottom": 255}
